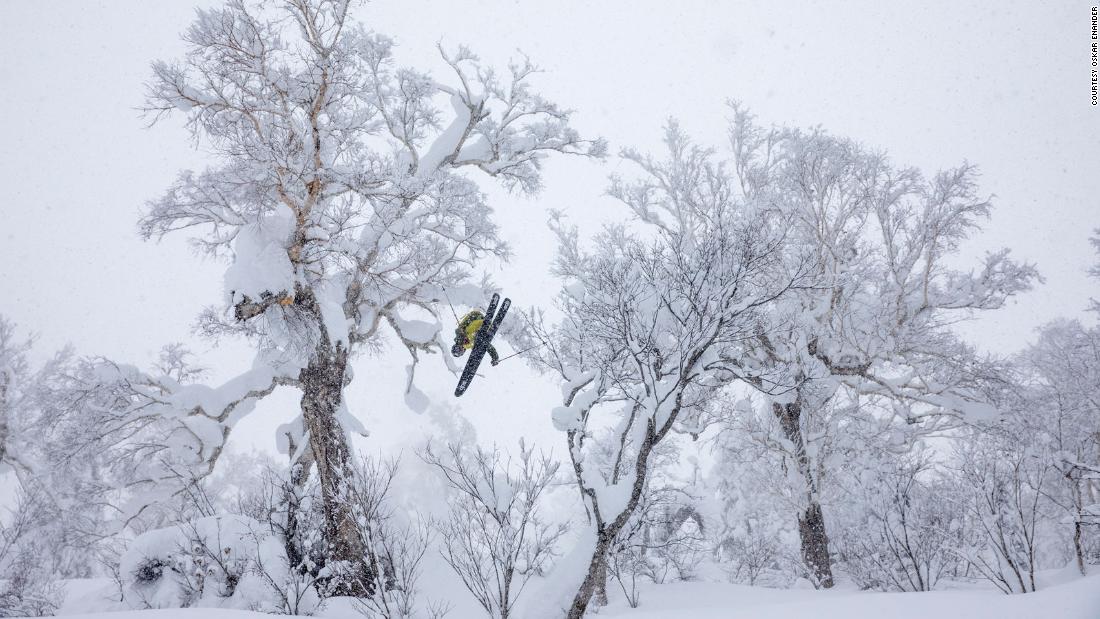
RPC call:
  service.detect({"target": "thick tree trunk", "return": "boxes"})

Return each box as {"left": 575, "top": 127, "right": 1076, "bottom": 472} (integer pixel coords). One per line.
{"left": 567, "top": 531, "right": 612, "bottom": 619}
{"left": 797, "top": 501, "right": 834, "bottom": 587}
{"left": 299, "top": 333, "right": 371, "bottom": 596}
{"left": 282, "top": 433, "right": 314, "bottom": 573}
{"left": 593, "top": 546, "right": 609, "bottom": 606}
{"left": 773, "top": 400, "right": 835, "bottom": 588}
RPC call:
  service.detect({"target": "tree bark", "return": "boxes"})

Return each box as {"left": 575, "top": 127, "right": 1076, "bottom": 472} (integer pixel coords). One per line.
{"left": 567, "top": 531, "right": 612, "bottom": 619}
{"left": 797, "top": 501, "right": 834, "bottom": 588}
{"left": 1075, "top": 520, "right": 1086, "bottom": 576}
{"left": 592, "top": 546, "right": 609, "bottom": 607}
{"left": 282, "top": 433, "right": 314, "bottom": 573}
{"left": 567, "top": 421, "right": 660, "bottom": 618}
{"left": 773, "top": 400, "right": 835, "bottom": 588}
{"left": 1071, "top": 475, "right": 1087, "bottom": 576}
{"left": 299, "top": 332, "right": 372, "bottom": 596}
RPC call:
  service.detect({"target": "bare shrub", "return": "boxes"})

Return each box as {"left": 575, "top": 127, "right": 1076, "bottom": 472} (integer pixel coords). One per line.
{"left": 0, "top": 486, "right": 66, "bottom": 617}
{"left": 348, "top": 456, "right": 440, "bottom": 619}
{"left": 422, "top": 441, "right": 566, "bottom": 619}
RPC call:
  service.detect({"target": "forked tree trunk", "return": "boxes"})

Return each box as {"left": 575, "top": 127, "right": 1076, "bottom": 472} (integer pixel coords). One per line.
{"left": 299, "top": 331, "right": 372, "bottom": 595}
{"left": 773, "top": 400, "right": 835, "bottom": 588}
{"left": 567, "top": 422, "right": 659, "bottom": 618}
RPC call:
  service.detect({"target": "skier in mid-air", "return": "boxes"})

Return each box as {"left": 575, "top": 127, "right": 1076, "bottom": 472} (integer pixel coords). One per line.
{"left": 451, "top": 293, "right": 511, "bottom": 397}
{"left": 451, "top": 308, "right": 500, "bottom": 366}
{"left": 451, "top": 294, "right": 510, "bottom": 398}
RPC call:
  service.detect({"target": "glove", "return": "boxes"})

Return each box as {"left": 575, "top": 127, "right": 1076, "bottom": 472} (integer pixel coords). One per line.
{"left": 491, "top": 358, "right": 500, "bottom": 366}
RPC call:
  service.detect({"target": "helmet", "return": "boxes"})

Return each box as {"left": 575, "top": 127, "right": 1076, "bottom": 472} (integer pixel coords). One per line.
{"left": 451, "top": 344, "right": 465, "bottom": 357}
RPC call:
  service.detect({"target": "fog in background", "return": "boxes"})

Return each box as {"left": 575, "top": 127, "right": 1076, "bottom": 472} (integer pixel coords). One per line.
{"left": 2, "top": 0, "right": 1097, "bottom": 456}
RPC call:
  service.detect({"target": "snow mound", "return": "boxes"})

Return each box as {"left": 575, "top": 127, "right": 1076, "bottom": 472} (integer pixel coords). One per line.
{"left": 118, "top": 515, "right": 287, "bottom": 611}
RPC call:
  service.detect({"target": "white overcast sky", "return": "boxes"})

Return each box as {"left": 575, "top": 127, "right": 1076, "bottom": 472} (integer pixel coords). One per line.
{"left": 1, "top": 1, "right": 1098, "bottom": 453}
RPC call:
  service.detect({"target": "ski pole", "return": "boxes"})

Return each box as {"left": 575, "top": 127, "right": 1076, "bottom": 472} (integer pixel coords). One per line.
{"left": 496, "top": 342, "right": 544, "bottom": 364}
{"left": 441, "top": 285, "right": 459, "bottom": 322}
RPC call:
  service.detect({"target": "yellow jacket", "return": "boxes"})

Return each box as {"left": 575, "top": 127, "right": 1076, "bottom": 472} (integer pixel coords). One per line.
{"left": 454, "top": 310, "right": 499, "bottom": 362}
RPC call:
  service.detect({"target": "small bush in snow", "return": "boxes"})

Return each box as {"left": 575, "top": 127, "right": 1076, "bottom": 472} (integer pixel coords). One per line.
{"left": 132, "top": 558, "right": 167, "bottom": 585}
{"left": 715, "top": 524, "right": 797, "bottom": 588}
{"left": 120, "top": 514, "right": 294, "bottom": 610}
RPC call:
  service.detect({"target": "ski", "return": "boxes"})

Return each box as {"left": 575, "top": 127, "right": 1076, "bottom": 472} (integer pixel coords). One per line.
{"left": 484, "top": 296, "right": 510, "bottom": 341}
{"left": 482, "top": 293, "right": 500, "bottom": 330}
{"left": 454, "top": 295, "right": 510, "bottom": 397}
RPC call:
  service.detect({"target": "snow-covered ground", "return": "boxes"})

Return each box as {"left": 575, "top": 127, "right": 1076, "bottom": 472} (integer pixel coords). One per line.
{"left": 598, "top": 576, "right": 1100, "bottom": 619}
{"left": 54, "top": 573, "right": 1100, "bottom": 619}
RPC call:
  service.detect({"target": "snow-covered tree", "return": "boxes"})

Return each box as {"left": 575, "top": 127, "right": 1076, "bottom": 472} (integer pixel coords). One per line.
{"left": 707, "top": 105, "right": 1037, "bottom": 586}
{"left": 0, "top": 318, "right": 112, "bottom": 578}
{"left": 1006, "top": 231, "right": 1100, "bottom": 574}
{"left": 709, "top": 395, "right": 824, "bottom": 587}
{"left": 531, "top": 122, "right": 810, "bottom": 617}
{"left": 604, "top": 441, "right": 707, "bottom": 602}
{"left": 0, "top": 486, "right": 67, "bottom": 617}
{"left": 943, "top": 233, "right": 1100, "bottom": 585}
{"left": 1090, "top": 229, "right": 1100, "bottom": 314}
{"left": 1018, "top": 320, "right": 1100, "bottom": 574}
{"left": 0, "top": 317, "right": 119, "bottom": 613}
{"left": 947, "top": 421, "right": 1056, "bottom": 594}
{"left": 834, "top": 447, "right": 963, "bottom": 591}
{"left": 134, "top": 0, "right": 603, "bottom": 592}
{"left": 423, "top": 441, "right": 566, "bottom": 619}
{"left": 0, "top": 317, "right": 57, "bottom": 490}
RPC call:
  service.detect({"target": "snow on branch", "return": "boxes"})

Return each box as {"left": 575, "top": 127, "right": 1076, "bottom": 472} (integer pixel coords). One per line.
{"left": 141, "top": 0, "right": 603, "bottom": 380}
{"left": 57, "top": 349, "right": 298, "bottom": 527}
{"left": 535, "top": 120, "right": 808, "bottom": 616}
{"left": 432, "top": 45, "right": 609, "bottom": 193}
{"left": 138, "top": 1, "right": 604, "bottom": 582}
